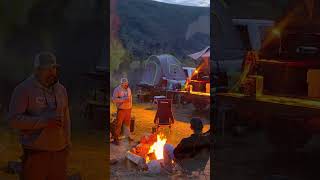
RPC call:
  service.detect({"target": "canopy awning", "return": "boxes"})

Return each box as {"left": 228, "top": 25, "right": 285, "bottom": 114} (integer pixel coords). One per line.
{"left": 188, "top": 46, "right": 210, "bottom": 60}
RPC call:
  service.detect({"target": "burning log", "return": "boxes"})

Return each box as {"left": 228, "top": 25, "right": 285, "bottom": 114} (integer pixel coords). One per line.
{"left": 132, "top": 143, "right": 150, "bottom": 157}
{"left": 140, "top": 133, "right": 157, "bottom": 144}
{"left": 147, "top": 152, "right": 157, "bottom": 161}
{"left": 126, "top": 133, "right": 169, "bottom": 173}
{"left": 126, "top": 151, "right": 145, "bottom": 166}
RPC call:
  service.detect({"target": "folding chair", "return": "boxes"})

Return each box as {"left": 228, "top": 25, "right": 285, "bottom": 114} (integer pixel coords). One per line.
{"left": 173, "top": 135, "right": 210, "bottom": 178}
{"left": 154, "top": 99, "right": 174, "bottom": 131}
{"left": 175, "top": 148, "right": 210, "bottom": 176}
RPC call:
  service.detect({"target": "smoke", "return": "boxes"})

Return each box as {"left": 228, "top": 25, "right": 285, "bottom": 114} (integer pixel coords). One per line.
{"left": 185, "top": 15, "right": 210, "bottom": 40}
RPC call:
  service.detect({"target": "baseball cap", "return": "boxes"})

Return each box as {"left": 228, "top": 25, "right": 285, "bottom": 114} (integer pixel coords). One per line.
{"left": 34, "top": 52, "right": 60, "bottom": 69}
{"left": 120, "top": 77, "right": 128, "bottom": 84}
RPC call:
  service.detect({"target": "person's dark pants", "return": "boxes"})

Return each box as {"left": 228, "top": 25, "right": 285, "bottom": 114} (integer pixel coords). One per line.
{"left": 21, "top": 147, "right": 68, "bottom": 180}
{"left": 114, "top": 109, "right": 132, "bottom": 140}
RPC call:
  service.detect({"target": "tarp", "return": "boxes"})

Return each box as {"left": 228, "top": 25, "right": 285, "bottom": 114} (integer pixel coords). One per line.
{"left": 140, "top": 54, "right": 186, "bottom": 86}
{"left": 188, "top": 46, "right": 210, "bottom": 60}
{"left": 188, "top": 46, "right": 210, "bottom": 76}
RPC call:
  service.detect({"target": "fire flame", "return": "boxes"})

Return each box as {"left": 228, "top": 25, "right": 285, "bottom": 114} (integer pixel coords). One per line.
{"left": 147, "top": 133, "right": 167, "bottom": 161}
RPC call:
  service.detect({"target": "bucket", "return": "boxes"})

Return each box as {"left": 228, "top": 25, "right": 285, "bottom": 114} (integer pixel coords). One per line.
{"left": 130, "top": 116, "right": 135, "bottom": 132}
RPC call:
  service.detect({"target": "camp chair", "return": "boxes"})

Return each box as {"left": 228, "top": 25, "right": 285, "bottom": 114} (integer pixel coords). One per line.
{"left": 154, "top": 99, "right": 174, "bottom": 131}
{"left": 153, "top": 96, "right": 166, "bottom": 105}
{"left": 174, "top": 150, "right": 210, "bottom": 179}
{"left": 173, "top": 137, "right": 210, "bottom": 177}
{"left": 177, "top": 149, "right": 210, "bottom": 174}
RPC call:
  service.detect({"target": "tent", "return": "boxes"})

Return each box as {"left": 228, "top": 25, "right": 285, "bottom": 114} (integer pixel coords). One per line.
{"left": 139, "top": 54, "right": 187, "bottom": 86}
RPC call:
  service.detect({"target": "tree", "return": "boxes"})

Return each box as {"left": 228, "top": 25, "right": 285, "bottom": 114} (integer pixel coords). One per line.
{"left": 110, "top": 39, "right": 126, "bottom": 74}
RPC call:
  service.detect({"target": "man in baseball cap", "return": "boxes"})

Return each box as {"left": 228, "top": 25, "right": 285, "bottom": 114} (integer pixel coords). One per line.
{"left": 8, "top": 51, "right": 71, "bottom": 180}
{"left": 112, "top": 77, "right": 133, "bottom": 145}
{"left": 33, "top": 51, "right": 60, "bottom": 88}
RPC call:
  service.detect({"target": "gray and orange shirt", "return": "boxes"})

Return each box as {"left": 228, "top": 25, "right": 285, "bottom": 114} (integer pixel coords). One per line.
{"left": 112, "top": 85, "right": 132, "bottom": 110}
{"left": 8, "top": 75, "right": 71, "bottom": 151}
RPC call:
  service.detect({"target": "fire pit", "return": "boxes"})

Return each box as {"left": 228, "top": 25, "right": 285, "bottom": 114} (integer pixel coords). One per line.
{"left": 126, "top": 133, "right": 168, "bottom": 173}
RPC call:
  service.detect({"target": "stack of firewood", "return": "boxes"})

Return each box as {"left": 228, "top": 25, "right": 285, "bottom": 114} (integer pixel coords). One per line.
{"left": 131, "top": 134, "right": 157, "bottom": 158}
{"left": 126, "top": 133, "right": 159, "bottom": 169}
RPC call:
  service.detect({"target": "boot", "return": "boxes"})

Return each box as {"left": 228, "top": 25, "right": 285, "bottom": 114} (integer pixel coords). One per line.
{"left": 112, "top": 137, "right": 120, "bottom": 145}
{"left": 128, "top": 136, "right": 134, "bottom": 142}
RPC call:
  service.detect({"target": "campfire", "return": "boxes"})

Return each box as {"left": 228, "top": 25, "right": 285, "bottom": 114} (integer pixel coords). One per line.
{"left": 126, "top": 132, "right": 168, "bottom": 173}
{"left": 146, "top": 133, "right": 167, "bottom": 163}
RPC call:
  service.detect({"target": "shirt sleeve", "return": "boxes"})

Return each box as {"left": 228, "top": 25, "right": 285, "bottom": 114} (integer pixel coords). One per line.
{"left": 8, "top": 85, "right": 47, "bottom": 130}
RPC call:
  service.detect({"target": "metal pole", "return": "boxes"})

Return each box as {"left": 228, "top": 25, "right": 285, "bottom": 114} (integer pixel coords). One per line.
{"left": 279, "top": 33, "right": 282, "bottom": 56}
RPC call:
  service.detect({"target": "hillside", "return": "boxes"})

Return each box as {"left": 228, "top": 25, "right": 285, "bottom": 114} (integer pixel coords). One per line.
{"left": 116, "top": 0, "right": 210, "bottom": 60}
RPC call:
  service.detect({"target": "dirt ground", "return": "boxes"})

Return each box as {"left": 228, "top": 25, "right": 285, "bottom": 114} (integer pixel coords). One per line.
{"left": 0, "top": 101, "right": 211, "bottom": 180}
{"left": 0, "top": 122, "right": 108, "bottom": 180}
{"left": 214, "top": 130, "right": 320, "bottom": 180}
{"left": 109, "top": 102, "right": 211, "bottom": 179}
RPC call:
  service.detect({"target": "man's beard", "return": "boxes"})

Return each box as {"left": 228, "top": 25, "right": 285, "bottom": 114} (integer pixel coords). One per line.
{"left": 47, "top": 75, "right": 58, "bottom": 87}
